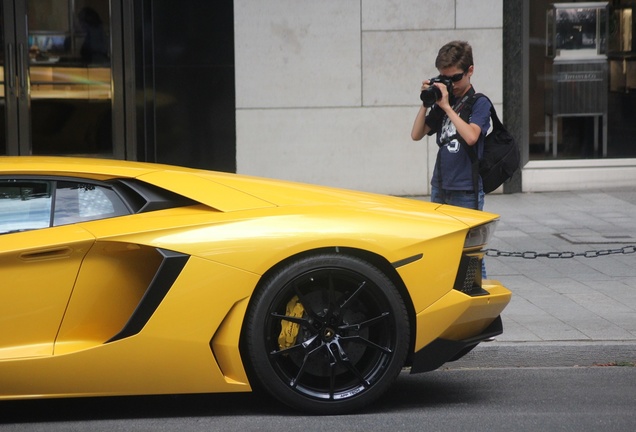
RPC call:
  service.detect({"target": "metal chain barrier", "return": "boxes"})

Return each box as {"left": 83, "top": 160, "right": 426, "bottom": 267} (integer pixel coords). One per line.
{"left": 484, "top": 245, "right": 636, "bottom": 259}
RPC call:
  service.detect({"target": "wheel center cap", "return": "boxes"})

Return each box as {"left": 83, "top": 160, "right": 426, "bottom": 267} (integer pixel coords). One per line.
{"left": 322, "top": 327, "right": 336, "bottom": 341}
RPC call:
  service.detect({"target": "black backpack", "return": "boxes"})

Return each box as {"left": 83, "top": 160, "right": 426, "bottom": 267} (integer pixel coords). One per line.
{"left": 460, "top": 93, "right": 520, "bottom": 194}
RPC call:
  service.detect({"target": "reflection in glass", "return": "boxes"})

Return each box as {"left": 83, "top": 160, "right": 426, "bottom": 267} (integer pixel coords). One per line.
{"left": 0, "top": 181, "right": 52, "bottom": 233}
{"left": 27, "top": 0, "right": 113, "bottom": 156}
{"left": 556, "top": 8, "right": 599, "bottom": 51}
{"left": 547, "top": 3, "right": 608, "bottom": 59}
{"left": 0, "top": 5, "right": 6, "bottom": 154}
{"left": 53, "top": 181, "right": 129, "bottom": 225}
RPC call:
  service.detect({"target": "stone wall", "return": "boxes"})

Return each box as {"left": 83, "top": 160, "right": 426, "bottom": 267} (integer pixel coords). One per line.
{"left": 234, "top": 0, "right": 503, "bottom": 195}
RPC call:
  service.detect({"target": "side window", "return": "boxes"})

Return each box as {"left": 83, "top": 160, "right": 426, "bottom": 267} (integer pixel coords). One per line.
{"left": 53, "top": 181, "right": 130, "bottom": 226}
{"left": 0, "top": 180, "right": 53, "bottom": 234}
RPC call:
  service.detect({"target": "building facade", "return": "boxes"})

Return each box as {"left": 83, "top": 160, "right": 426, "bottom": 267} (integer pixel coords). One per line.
{"left": 2, "top": 0, "right": 635, "bottom": 195}
{"left": 1, "top": 0, "right": 236, "bottom": 172}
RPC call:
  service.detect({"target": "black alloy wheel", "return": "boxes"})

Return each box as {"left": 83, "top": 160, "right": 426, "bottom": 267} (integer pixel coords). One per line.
{"left": 243, "top": 253, "right": 409, "bottom": 414}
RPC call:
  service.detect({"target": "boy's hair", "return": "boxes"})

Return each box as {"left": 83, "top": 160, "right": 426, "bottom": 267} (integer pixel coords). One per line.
{"left": 435, "top": 41, "right": 474, "bottom": 72}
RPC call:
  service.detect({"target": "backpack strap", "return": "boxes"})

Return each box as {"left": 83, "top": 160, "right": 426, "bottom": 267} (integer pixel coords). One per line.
{"left": 470, "top": 93, "right": 503, "bottom": 131}
{"left": 457, "top": 92, "right": 488, "bottom": 209}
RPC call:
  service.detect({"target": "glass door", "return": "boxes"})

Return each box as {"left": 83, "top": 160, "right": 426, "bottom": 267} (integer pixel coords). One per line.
{"left": 1, "top": 0, "right": 125, "bottom": 157}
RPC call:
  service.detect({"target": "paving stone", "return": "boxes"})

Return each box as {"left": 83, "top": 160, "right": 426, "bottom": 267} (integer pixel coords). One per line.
{"left": 416, "top": 190, "right": 636, "bottom": 343}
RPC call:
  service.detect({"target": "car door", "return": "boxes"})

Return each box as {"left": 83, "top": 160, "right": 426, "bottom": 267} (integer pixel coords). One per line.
{"left": 0, "top": 178, "right": 126, "bottom": 359}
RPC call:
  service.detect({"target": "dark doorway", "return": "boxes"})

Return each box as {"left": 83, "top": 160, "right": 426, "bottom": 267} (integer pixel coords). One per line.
{"left": 1, "top": 0, "right": 126, "bottom": 157}
{"left": 134, "top": 0, "right": 236, "bottom": 172}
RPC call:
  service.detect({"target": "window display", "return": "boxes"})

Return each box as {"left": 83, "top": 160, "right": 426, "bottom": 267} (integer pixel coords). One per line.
{"left": 547, "top": 3, "right": 608, "bottom": 58}
{"left": 528, "top": 1, "right": 635, "bottom": 160}
{"left": 544, "top": 3, "right": 609, "bottom": 158}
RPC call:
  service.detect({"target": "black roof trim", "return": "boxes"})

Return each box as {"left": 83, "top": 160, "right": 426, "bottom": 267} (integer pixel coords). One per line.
{"left": 110, "top": 178, "right": 198, "bottom": 213}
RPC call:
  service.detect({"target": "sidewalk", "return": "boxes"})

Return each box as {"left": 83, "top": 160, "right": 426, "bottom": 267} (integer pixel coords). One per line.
{"left": 435, "top": 189, "right": 636, "bottom": 367}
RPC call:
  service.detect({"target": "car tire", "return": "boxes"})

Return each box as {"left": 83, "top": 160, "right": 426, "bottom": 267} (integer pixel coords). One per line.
{"left": 243, "top": 253, "right": 410, "bottom": 414}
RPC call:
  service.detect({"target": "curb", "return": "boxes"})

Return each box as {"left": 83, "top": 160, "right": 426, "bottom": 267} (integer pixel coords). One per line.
{"left": 442, "top": 341, "right": 636, "bottom": 369}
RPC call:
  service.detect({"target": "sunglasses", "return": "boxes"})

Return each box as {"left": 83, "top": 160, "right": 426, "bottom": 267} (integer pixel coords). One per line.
{"left": 439, "top": 72, "right": 466, "bottom": 82}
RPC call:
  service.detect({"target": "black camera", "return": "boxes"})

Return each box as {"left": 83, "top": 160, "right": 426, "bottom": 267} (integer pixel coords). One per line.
{"left": 420, "top": 76, "right": 453, "bottom": 108}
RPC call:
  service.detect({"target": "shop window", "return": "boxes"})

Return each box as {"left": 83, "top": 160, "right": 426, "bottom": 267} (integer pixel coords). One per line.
{"left": 528, "top": 1, "right": 636, "bottom": 160}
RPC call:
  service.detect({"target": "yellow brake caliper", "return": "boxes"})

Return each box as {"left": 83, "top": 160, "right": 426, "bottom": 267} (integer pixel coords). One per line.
{"left": 278, "top": 295, "right": 305, "bottom": 350}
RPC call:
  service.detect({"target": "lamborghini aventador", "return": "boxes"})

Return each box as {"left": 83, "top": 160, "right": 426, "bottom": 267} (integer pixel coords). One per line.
{"left": 0, "top": 156, "right": 511, "bottom": 414}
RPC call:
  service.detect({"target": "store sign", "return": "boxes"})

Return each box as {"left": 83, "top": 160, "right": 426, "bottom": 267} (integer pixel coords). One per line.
{"left": 557, "top": 71, "right": 603, "bottom": 82}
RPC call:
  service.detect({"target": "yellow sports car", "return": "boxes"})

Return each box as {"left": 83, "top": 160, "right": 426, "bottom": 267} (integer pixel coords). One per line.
{"left": 0, "top": 156, "right": 510, "bottom": 414}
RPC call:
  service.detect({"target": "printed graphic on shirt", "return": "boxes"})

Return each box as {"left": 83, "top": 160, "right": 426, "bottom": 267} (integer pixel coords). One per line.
{"left": 440, "top": 117, "right": 462, "bottom": 153}
{"left": 447, "top": 139, "right": 460, "bottom": 153}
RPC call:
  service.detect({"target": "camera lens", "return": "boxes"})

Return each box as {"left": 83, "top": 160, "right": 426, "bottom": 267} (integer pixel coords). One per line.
{"left": 420, "top": 86, "right": 441, "bottom": 108}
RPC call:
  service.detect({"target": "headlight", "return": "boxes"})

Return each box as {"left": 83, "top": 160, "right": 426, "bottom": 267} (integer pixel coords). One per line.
{"left": 464, "top": 220, "right": 499, "bottom": 249}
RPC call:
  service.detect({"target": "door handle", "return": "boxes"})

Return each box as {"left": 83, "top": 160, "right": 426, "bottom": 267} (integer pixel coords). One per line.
{"left": 17, "top": 43, "right": 28, "bottom": 97}
{"left": 20, "top": 247, "right": 73, "bottom": 261}
{"left": 6, "top": 43, "right": 16, "bottom": 91}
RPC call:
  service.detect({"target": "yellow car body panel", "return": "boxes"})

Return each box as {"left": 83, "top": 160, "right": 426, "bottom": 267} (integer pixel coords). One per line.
{"left": 0, "top": 156, "right": 511, "bottom": 409}
{"left": 0, "top": 225, "right": 95, "bottom": 359}
{"left": 73, "top": 205, "right": 473, "bottom": 314}
{"left": 54, "top": 242, "right": 165, "bottom": 350}
{"left": 414, "top": 283, "right": 512, "bottom": 350}
{"left": 1, "top": 256, "right": 257, "bottom": 397}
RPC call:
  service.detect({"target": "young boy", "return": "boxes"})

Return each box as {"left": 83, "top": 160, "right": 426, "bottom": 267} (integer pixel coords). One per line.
{"left": 411, "top": 40, "right": 492, "bottom": 211}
